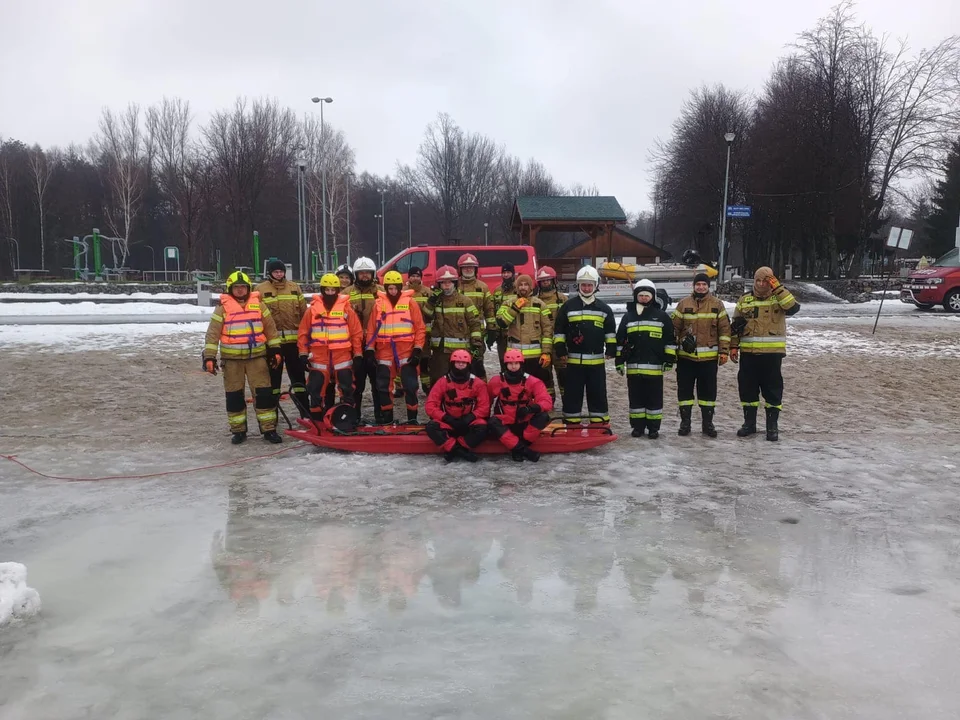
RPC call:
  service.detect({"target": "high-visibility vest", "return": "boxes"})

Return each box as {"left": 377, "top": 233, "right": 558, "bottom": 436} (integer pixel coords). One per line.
{"left": 371, "top": 290, "right": 416, "bottom": 345}
{"left": 307, "top": 294, "right": 353, "bottom": 350}
{"left": 219, "top": 292, "right": 266, "bottom": 355}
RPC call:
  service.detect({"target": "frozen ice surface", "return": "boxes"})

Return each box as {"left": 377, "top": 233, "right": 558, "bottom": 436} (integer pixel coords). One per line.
{"left": 0, "top": 301, "right": 210, "bottom": 316}
{"left": 0, "top": 562, "right": 41, "bottom": 626}
{"left": 0, "top": 292, "right": 199, "bottom": 300}
{"left": 1, "top": 301, "right": 960, "bottom": 718}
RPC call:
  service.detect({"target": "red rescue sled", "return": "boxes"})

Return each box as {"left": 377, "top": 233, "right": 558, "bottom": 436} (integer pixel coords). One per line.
{"left": 285, "top": 417, "right": 618, "bottom": 454}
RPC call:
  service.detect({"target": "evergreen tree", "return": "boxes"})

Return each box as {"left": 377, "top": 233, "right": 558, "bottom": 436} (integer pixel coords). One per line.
{"left": 926, "top": 137, "right": 960, "bottom": 258}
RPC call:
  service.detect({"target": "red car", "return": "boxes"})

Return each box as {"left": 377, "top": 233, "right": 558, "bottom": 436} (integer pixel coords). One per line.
{"left": 900, "top": 248, "right": 960, "bottom": 312}
{"left": 377, "top": 245, "right": 537, "bottom": 291}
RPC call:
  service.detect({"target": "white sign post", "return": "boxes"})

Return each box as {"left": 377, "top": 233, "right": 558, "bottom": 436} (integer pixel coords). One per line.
{"left": 874, "top": 227, "right": 913, "bottom": 334}
{"left": 163, "top": 246, "right": 180, "bottom": 282}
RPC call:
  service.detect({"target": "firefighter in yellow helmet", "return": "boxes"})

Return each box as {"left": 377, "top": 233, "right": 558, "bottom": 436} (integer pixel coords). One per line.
{"left": 203, "top": 271, "right": 283, "bottom": 444}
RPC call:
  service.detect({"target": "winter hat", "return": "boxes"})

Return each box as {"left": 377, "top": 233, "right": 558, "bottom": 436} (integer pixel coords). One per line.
{"left": 267, "top": 259, "right": 285, "bottom": 274}
{"left": 502, "top": 262, "right": 515, "bottom": 273}
{"left": 515, "top": 274, "right": 533, "bottom": 288}
{"left": 754, "top": 266, "right": 774, "bottom": 281}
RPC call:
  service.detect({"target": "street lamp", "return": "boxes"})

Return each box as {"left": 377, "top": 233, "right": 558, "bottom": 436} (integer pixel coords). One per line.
{"left": 296, "top": 157, "right": 308, "bottom": 279}
{"left": 311, "top": 96, "right": 333, "bottom": 272}
{"left": 374, "top": 213, "right": 382, "bottom": 263}
{"left": 483, "top": 222, "right": 489, "bottom": 246}
{"left": 718, "top": 132, "right": 736, "bottom": 285}
{"left": 404, "top": 200, "right": 414, "bottom": 248}
{"left": 379, "top": 188, "right": 387, "bottom": 262}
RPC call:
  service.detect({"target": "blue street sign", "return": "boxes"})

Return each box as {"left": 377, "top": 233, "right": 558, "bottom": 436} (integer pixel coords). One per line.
{"left": 727, "top": 205, "right": 752, "bottom": 218}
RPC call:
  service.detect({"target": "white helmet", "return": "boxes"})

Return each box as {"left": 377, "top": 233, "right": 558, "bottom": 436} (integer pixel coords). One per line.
{"left": 353, "top": 256, "right": 376, "bottom": 273}
{"left": 633, "top": 278, "right": 656, "bottom": 295}
{"left": 576, "top": 265, "right": 600, "bottom": 284}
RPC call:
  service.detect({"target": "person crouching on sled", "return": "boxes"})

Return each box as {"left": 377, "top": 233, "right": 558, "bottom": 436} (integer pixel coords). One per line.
{"left": 488, "top": 348, "right": 553, "bottom": 462}
{"left": 425, "top": 349, "right": 490, "bottom": 463}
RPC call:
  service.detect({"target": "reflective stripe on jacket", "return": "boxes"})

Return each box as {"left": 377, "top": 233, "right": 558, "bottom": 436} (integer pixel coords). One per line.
{"left": 254, "top": 279, "right": 306, "bottom": 344}
{"left": 204, "top": 292, "right": 280, "bottom": 361}
{"left": 670, "top": 293, "right": 731, "bottom": 361}
{"left": 553, "top": 296, "right": 617, "bottom": 361}
{"left": 615, "top": 303, "right": 677, "bottom": 375}
{"left": 297, "top": 293, "right": 362, "bottom": 358}
{"left": 730, "top": 285, "right": 799, "bottom": 355}
{"left": 496, "top": 295, "right": 554, "bottom": 357}
{"left": 367, "top": 289, "right": 427, "bottom": 350}
{"left": 429, "top": 292, "right": 483, "bottom": 352}
{"left": 458, "top": 277, "right": 495, "bottom": 327}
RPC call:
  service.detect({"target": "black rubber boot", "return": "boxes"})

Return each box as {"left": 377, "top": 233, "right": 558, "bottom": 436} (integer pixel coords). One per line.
{"left": 262, "top": 430, "right": 282, "bottom": 444}
{"left": 511, "top": 446, "right": 526, "bottom": 462}
{"left": 444, "top": 449, "right": 459, "bottom": 463}
{"left": 457, "top": 445, "right": 479, "bottom": 463}
{"left": 516, "top": 441, "right": 540, "bottom": 463}
{"left": 231, "top": 432, "right": 247, "bottom": 445}
{"left": 737, "top": 407, "right": 758, "bottom": 437}
{"left": 379, "top": 409, "right": 394, "bottom": 426}
{"left": 406, "top": 409, "right": 419, "bottom": 425}
{"left": 678, "top": 407, "right": 692, "bottom": 436}
{"left": 647, "top": 420, "right": 660, "bottom": 439}
{"left": 765, "top": 408, "right": 780, "bottom": 442}
{"left": 631, "top": 419, "right": 646, "bottom": 438}
{"left": 701, "top": 407, "right": 717, "bottom": 438}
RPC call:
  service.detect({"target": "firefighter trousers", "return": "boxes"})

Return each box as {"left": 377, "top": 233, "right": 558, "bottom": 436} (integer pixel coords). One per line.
{"left": 547, "top": 355, "right": 567, "bottom": 404}
{"left": 376, "top": 357, "right": 420, "bottom": 422}
{"left": 677, "top": 359, "right": 718, "bottom": 408}
{"left": 307, "top": 365, "right": 355, "bottom": 421}
{"left": 628, "top": 374, "right": 664, "bottom": 431}
{"left": 354, "top": 357, "right": 383, "bottom": 421}
{"left": 738, "top": 353, "right": 783, "bottom": 410}
{"left": 562, "top": 363, "right": 609, "bottom": 424}
{"left": 521, "top": 357, "right": 552, "bottom": 393}
{"left": 488, "top": 412, "right": 550, "bottom": 449}
{"left": 425, "top": 417, "right": 488, "bottom": 452}
{"left": 269, "top": 342, "right": 309, "bottom": 417}
{"left": 222, "top": 358, "right": 277, "bottom": 434}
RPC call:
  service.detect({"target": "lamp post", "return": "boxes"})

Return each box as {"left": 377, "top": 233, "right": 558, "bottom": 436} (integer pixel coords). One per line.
{"left": 296, "top": 157, "right": 307, "bottom": 280}
{"left": 483, "top": 222, "right": 489, "bottom": 246}
{"left": 404, "top": 200, "right": 414, "bottom": 248}
{"left": 374, "top": 213, "right": 382, "bottom": 264}
{"left": 379, "top": 188, "right": 387, "bottom": 262}
{"left": 345, "top": 174, "right": 352, "bottom": 265}
{"left": 311, "top": 96, "right": 333, "bottom": 272}
{"left": 718, "top": 131, "right": 736, "bottom": 285}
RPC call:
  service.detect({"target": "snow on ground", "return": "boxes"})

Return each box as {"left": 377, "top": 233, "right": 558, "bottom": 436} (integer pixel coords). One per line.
{"left": 1, "top": 301, "right": 211, "bottom": 316}
{"left": 0, "top": 322, "right": 203, "bottom": 353}
{"left": 0, "top": 562, "right": 41, "bottom": 626}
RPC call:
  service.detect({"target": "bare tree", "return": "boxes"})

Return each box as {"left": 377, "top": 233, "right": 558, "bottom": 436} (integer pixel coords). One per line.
{"left": 26, "top": 145, "right": 58, "bottom": 270}
{"left": 398, "top": 113, "right": 504, "bottom": 240}
{"left": 0, "top": 138, "right": 18, "bottom": 269}
{"left": 94, "top": 104, "right": 149, "bottom": 267}
{"left": 489, "top": 155, "right": 562, "bottom": 241}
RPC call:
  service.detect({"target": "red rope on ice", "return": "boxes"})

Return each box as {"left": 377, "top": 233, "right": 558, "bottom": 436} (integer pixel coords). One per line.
{"left": 0, "top": 444, "right": 302, "bottom": 482}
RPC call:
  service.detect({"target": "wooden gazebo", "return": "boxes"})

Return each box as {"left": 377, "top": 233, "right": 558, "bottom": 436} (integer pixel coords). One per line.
{"left": 509, "top": 196, "right": 628, "bottom": 257}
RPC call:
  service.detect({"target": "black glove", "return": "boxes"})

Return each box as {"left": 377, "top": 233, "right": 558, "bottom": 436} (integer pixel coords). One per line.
{"left": 485, "top": 328, "right": 498, "bottom": 349}
{"left": 516, "top": 406, "right": 533, "bottom": 421}
{"left": 461, "top": 413, "right": 476, "bottom": 426}
{"left": 681, "top": 334, "right": 697, "bottom": 354}
{"left": 411, "top": 347, "right": 422, "bottom": 363}
{"left": 442, "top": 413, "right": 457, "bottom": 427}
{"left": 352, "top": 355, "right": 364, "bottom": 375}
{"left": 427, "top": 289, "right": 442, "bottom": 306}
{"left": 731, "top": 317, "right": 747, "bottom": 335}
{"left": 364, "top": 348, "right": 377, "bottom": 370}
{"left": 471, "top": 344, "right": 484, "bottom": 361}
{"left": 554, "top": 341, "right": 567, "bottom": 359}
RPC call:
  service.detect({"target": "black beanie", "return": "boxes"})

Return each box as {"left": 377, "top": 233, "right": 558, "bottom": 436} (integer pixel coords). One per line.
{"left": 408, "top": 266, "right": 422, "bottom": 276}
{"left": 502, "top": 263, "right": 515, "bottom": 273}
{"left": 693, "top": 272, "right": 710, "bottom": 285}
{"left": 267, "top": 259, "right": 285, "bottom": 274}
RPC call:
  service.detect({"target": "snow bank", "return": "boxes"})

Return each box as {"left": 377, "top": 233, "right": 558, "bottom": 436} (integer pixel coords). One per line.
{"left": 0, "top": 292, "right": 197, "bottom": 300}
{"left": 1, "top": 301, "right": 211, "bottom": 316}
{"left": 0, "top": 323, "right": 204, "bottom": 352}
{"left": 0, "top": 563, "right": 41, "bottom": 626}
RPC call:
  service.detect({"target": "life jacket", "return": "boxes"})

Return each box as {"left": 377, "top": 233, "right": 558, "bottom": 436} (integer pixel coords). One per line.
{"left": 307, "top": 294, "right": 353, "bottom": 351}
{"left": 489, "top": 372, "right": 552, "bottom": 423}
{"left": 369, "top": 289, "right": 416, "bottom": 347}
{"left": 439, "top": 377, "right": 481, "bottom": 416}
{"left": 219, "top": 292, "right": 266, "bottom": 357}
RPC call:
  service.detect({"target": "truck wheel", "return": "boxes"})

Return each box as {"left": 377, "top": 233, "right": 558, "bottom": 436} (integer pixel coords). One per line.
{"left": 944, "top": 290, "right": 960, "bottom": 313}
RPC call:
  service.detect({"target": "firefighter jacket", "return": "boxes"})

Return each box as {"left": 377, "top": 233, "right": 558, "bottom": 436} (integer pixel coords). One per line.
{"left": 553, "top": 296, "right": 617, "bottom": 365}
{"left": 404, "top": 281, "right": 433, "bottom": 354}
{"left": 204, "top": 292, "right": 280, "bottom": 361}
{"left": 344, "top": 282, "right": 384, "bottom": 342}
{"left": 730, "top": 284, "right": 799, "bottom": 355}
{"left": 670, "top": 293, "right": 731, "bottom": 362}
{"left": 254, "top": 278, "right": 306, "bottom": 345}
{"left": 426, "top": 375, "right": 491, "bottom": 422}
{"left": 488, "top": 372, "right": 553, "bottom": 424}
{"left": 537, "top": 288, "right": 568, "bottom": 318}
{"left": 495, "top": 295, "right": 554, "bottom": 358}
{"left": 616, "top": 302, "right": 677, "bottom": 376}
{"left": 297, "top": 294, "right": 363, "bottom": 359}
{"left": 428, "top": 291, "right": 483, "bottom": 353}
{"left": 458, "top": 277, "right": 495, "bottom": 328}
{"left": 366, "top": 289, "right": 427, "bottom": 351}
{"left": 492, "top": 283, "right": 518, "bottom": 315}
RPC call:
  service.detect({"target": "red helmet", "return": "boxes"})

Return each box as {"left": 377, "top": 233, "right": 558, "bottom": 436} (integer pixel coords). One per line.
{"left": 450, "top": 349, "right": 472, "bottom": 365}
{"left": 504, "top": 348, "right": 524, "bottom": 364}
{"left": 457, "top": 253, "right": 479, "bottom": 268}
{"left": 436, "top": 265, "right": 458, "bottom": 282}
{"left": 536, "top": 266, "right": 557, "bottom": 281}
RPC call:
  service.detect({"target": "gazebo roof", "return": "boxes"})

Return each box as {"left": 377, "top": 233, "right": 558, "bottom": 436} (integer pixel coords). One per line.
{"left": 510, "top": 196, "right": 627, "bottom": 228}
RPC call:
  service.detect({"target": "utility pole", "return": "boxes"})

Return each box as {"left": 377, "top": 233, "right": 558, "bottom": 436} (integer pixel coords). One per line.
{"left": 718, "top": 132, "right": 735, "bottom": 285}
{"left": 345, "top": 174, "right": 352, "bottom": 266}
{"left": 379, "top": 188, "right": 387, "bottom": 262}
{"left": 484, "top": 222, "right": 489, "bottom": 246}
{"left": 404, "top": 200, "right": 414, "bottom": 248}
{"left": 311, "top": 96, "right": 334, "bottom": 272}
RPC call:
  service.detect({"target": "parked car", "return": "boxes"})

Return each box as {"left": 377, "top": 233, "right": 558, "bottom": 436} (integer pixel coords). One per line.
{"left": 377, "top": 245, "right": 537, "bottom": 291}
{"left": 899, "top": 248, "right": 960, "bottom": 312}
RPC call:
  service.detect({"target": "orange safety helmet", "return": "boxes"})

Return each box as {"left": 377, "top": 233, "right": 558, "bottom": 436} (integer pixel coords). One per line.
{"left": 450, "top": 349, "right": 472, "bottom": 365}
{"left": 436, "top": 265, "right": 459, "bottom": 282}
{"left": 504, "top": 348, "right": 524, "bottom": 364}
{"left": 536, "top": 266, "right": 557, "bottom": 281}
{"left": 457, "top": 253, "right": 479, "bottom": 268}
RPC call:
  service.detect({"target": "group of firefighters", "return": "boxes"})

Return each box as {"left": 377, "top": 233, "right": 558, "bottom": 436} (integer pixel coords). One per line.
{"left": 202, "top": 255, "right": 799, "bottom": 458}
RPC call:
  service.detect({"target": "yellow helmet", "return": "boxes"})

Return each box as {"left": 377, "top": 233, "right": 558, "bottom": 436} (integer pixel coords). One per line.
{"left": 225, "top": 271, "right": 252, "bottom": 291}
{"left": 383, "top": 270, "right": 403, "bottom": 286}
{"left": 320, "top": 273, "right": 341, "bottom": 288}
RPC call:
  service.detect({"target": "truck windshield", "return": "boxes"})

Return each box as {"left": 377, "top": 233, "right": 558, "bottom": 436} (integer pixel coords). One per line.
{"left": 932, "top": 248, "right": 960, "bottom": 268}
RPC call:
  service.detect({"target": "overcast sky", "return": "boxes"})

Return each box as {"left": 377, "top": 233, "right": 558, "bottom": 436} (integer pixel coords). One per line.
{"left": 1, "top": 0, "right": 956, "bottom": 214}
